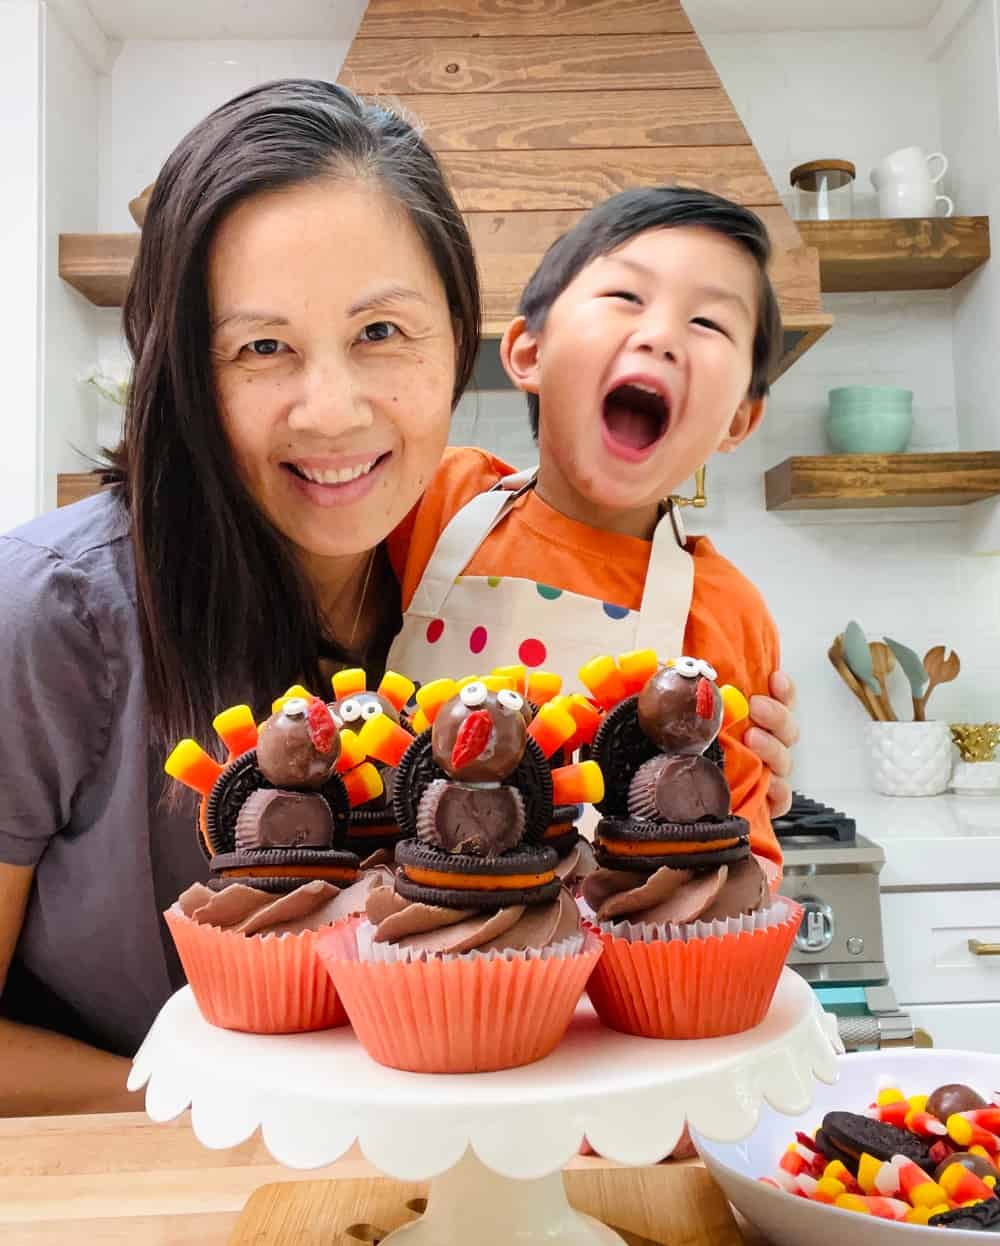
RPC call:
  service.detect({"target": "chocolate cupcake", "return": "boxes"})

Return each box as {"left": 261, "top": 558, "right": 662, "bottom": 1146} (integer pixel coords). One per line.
{"left": 316, "top": 675, "right": 606, "bottom": 1072}
{"left": 577, "top": 651, "right": 801, "bottom": 1039}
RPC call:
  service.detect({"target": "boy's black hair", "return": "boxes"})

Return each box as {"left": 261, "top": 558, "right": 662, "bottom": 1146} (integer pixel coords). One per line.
{"left": 518, "top": 186, "right": 783, "bottom": 437}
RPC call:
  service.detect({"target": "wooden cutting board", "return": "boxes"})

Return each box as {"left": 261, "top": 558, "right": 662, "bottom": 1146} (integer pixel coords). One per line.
{"left": 229, "top": 1165, "right": 748, "bottom": 1246}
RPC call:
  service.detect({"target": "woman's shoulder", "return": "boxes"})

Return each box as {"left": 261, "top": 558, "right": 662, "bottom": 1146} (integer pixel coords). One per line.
{"left": 1, "top": 488, "right": 133, "bottom": 598}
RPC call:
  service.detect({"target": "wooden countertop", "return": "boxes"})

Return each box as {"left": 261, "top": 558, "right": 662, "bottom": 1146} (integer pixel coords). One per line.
{"left": 0, "top": 1110, "right": 769, "bottom": 1245}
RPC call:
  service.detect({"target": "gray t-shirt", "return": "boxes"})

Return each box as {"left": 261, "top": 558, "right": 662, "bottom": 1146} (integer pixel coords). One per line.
{"left": 0, "top": 490, "right": 208, "bottom": 1056}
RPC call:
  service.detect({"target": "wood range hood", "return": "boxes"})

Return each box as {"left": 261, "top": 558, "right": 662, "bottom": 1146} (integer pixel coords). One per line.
{"left": 339, "top": 0, "right": 832, "bottom": 381}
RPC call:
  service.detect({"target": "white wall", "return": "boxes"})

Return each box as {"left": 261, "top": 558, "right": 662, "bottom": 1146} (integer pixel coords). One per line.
{"left": 92, "top": 31, "right": 364, "bottom": 442}
{"left": 0, "top": 0, "right": 43, "bottom": 529}
{"left": 43, "top": 2, "right": 102, "bottom": 508}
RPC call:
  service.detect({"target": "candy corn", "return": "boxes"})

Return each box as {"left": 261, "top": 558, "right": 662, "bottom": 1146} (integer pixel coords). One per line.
{"left": 960, "top": 1108, "right": 1000, "bottom": 1133}
{"left": 378, "top": 670, "right": 415, "bottom": 713}
{"left": 164, "top": 739, "right": 223, "bottom": 795}
{"left": 528, "top": 701, "right": 578, "bottom": 758}
{"left": 904, "top": 1108, "right": 947, "bottom": 1138}
{"left": 938, "top": 1160, "right": 996, "bottom": 1203}
{"left": 719, "top": 684, "right": 749, "bottom": 729}
{"left": 892, "top": 1156, "right": 948, "bottom": 1209}
{"left": 211, "top": 704, "right": 257, "bottom": 758}
{"left": 822, "top": 1159, "right": 860, "bottom": 1194}
{"left": 617, "top": 649, "right": 659, "bottom": 696}
{"left": 415, "top": 678, "right": 458, "bottom": 724}
{"left": 272, "top": 683, "right": 313, "bottom": 713}
{"left": 947, "top": 1113, "right": 1000, "bottom": 1153}
{"left": 868, "top": 1100, "right": 910, "bottom": 1128}
{"left": 525, "top": 671, "right": 563, "bottom": 705}
{"left": 342, "top": 762, "right": 383, "bottom": 808}
{"left": 335, "top": 728, "right": 366, "bottom": 774}
{"left": 578, "top": 655, "right": 628, "bottom": 709}
{"left": 552, "top": 760, "right": 604, "bottom": 806}
{"left": 491, "top": 664, "right": 526, "bottom": 695}
{"left": 357, "top": 714, "right": 412, "bottom": 768}
{"left": 331, "top": 668, "right": 367, "bottom": 700}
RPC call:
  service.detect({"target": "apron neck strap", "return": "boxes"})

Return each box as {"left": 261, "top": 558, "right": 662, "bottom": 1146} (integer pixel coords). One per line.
{"left": 633, "top": 500, "right": 694, "bottom": 657}
{"left": 408, "top": 466, "right": 538, "bottom": 617}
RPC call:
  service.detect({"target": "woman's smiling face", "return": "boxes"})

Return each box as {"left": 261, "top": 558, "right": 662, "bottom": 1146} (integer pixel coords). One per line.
{"left": 209, "top": 176, "right": 457, "bottom": 561}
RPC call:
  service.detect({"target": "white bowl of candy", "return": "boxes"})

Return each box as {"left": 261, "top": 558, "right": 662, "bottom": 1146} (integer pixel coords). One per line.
{"left": 695, "top": 1049, "right": 1000, "bottom": 1244}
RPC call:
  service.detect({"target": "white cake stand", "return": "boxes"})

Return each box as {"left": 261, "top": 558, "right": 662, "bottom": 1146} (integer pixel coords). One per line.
{"left": 128, "top": 969, "right": 838, "bottom": 1246}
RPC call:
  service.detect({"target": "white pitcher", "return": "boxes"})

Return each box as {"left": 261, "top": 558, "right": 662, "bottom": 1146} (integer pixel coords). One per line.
{"left": 871, "top": 146, "right": 954, "bottom": 218}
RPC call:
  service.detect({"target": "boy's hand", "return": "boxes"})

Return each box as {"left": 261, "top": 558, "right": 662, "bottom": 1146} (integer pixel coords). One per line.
{"left": 745, "top": 671, "right": 799, "bottom": 819}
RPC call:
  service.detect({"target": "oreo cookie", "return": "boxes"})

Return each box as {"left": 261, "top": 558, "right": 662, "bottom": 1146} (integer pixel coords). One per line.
{"left": 205, "top": 750, "right": 351, "bottom": 856}
{"left": 395, "top": 840, "right": 560, "bottom": 911}
{"left": 542, "top": 805, "right": 582, "bottom": 858}
{"left": 590, "top": 696, "right": 725, "bottom": 818}
{"left": 392, "top": 730, "right": 553, "bottom": 844}
{"left": 815, "top": 1111, "right": 933, "bottom": 1174}
{"left": 594, "top": 815, "right": 750, "bottom": 873}
{"left": 929, "top": 1199, "right": 1000, "bottom": 1232}
{"left": 210, "top": 846, "right": 361, "bottom": 893}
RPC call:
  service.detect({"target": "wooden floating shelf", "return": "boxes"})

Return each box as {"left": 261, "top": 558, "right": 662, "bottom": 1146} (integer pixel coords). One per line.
{"left": 797, "top": 215, "right": 990, "bottom": 292}
{"left": 57, "top": 231, "right": 831, "bottom": 379}
{"left": 765, "top": 451, "right": 1000, "bottom": 511}
{"left": 57, "top": 471, "right": 115, "bottom": 508}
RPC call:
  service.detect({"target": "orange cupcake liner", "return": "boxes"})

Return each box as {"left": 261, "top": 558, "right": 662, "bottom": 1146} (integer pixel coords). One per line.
{"left": 165, "top": 906, "right": 351, "bottom": 1033}
{"left": 316, "top": 922, "right": 603, "bottom": 1073}
{"left": 583, "top": 899, "right": 803, "bottom": 1040}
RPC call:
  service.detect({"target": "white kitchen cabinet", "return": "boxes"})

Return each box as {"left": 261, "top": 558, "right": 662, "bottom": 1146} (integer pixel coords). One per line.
{"left": 904, "top": 1003, "right": 1000, "bottom": 1053}
{"left": 882, "top": 890, "right": 1000, "bottom": 1006}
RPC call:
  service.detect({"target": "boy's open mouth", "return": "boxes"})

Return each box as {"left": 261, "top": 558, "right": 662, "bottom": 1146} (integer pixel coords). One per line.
{"left": 602, "top": 382, "right": 671, "bottom": 453}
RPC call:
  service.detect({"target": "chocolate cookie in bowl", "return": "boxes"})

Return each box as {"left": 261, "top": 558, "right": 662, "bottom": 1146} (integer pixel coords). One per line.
{"left": 317, "top": 676, "right": 606, "bottom": 1072}
{"left": 577, "top": 650, "right": 804, "bottom": 1040}
{"left": 161, "top": 689, "right": 392, "bottom": 1033}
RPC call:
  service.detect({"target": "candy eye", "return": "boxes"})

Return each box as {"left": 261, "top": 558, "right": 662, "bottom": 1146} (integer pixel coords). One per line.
{"left": 339, "top": 698, "right": 363, "bottom": 723}
{"left": 673, "top": 657, "right": 701, "bottom": 678}
{"left": 460, "top": 681, "right": 488, "bottom": 707}
{"left": 283, "top": 696, "right": 308, "bottom": 717}
{"left": 497, "top": 689, "right": 524, "bottom": 714}
{"left": 361, "top": 701, "right": 383, "bottom": 720}
{"left": 699, "top": 660, "right": 718, "bottom": 681}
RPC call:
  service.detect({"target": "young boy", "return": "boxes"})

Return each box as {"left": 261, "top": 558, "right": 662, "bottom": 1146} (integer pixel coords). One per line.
{"left": 388, "top": 187, "right": 793, "bottom": 872}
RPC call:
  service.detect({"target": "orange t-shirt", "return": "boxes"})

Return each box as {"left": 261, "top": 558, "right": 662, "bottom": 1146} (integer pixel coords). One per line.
{"left": 389, "top": 447, "right": 781, "bottom": 868}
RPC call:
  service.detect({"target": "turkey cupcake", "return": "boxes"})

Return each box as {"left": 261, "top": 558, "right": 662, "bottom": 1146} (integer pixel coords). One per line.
{"left": 577, "top": 652, "right": 802, "bottom": 1039}
{"left": 317, "top": 676, "right": 605, "bottom": 1072}
{"left": 164, "top": 690, "right": 388, "bottom": 1032}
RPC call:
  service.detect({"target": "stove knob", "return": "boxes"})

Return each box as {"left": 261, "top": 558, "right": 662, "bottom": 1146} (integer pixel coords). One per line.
{"left": 795, "top": 899, "right": 835, "bottom": 953}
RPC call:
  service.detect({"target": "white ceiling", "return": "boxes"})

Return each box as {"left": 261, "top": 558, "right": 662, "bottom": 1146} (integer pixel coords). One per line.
{"left": 83, "top": 0, "right": 944, "bottom": 41}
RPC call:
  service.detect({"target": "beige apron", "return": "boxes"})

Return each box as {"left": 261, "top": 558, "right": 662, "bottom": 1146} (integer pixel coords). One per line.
{"left": 387, "top": 467, "right": 695, "bottom": 694}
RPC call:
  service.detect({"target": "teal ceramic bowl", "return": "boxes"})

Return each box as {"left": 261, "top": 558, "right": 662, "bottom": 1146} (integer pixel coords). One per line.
{"left": 826, "top": 386, "right": 913, "bottom": 453}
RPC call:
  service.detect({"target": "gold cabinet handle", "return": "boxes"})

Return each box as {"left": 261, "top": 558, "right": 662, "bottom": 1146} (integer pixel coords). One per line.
{"left": 968, "top": 939, "right": 1000, "bottom": 956}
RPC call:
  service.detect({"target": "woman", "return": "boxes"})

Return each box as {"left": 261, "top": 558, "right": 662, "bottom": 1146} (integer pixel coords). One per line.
{"left": 0, "top": 80, "right": 797, "bottom": 1116}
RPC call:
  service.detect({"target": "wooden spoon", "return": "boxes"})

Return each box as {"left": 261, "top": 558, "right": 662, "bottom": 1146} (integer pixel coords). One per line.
{"left": 914, "top": 646, "right": 961, "bottom": 721}
{"left": 868, "top": 641, "right": 897, "bottom": 721}
{"left": 828, "top": 636, "right": 879, "bottom": 719}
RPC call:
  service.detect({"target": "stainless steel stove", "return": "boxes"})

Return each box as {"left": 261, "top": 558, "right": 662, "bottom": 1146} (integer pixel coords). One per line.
{"left": 776, "top": 794, "right": 915, "bottom": 1051}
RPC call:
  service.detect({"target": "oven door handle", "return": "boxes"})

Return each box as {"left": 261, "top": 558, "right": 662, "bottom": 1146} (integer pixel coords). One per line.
{"left": 968, "top": 939, "right": 1000, "bottom": 956}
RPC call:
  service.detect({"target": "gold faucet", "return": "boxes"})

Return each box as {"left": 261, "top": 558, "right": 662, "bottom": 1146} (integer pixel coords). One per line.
{"left": 669, "top": 464, "right": 707, "bottom": 509}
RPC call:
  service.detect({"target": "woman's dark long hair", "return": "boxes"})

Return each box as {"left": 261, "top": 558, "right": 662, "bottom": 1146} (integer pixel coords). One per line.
{"left": 109, "top": 80, "right": 481, "bottom": 751}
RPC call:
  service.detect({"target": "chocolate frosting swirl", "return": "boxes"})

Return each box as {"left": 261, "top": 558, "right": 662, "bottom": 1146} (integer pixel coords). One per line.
{"left": 177, "top": 868, "right": 392, "bottom": 937}
{"left": 582, "top": 855, "right": 769, "bottom": 927}
{"left": 365, "top": 883, "right": 580, "bottom": 956}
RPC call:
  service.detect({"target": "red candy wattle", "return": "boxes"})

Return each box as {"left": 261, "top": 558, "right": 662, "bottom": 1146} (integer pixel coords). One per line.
{"left": 695, "top": 676, "right": 715, "bottom": 719}
{"left": 451, "top": 709, "right": 492, "bottom": 770}
{"left": 307, "top": 697, "right": 337, "bottom": 754}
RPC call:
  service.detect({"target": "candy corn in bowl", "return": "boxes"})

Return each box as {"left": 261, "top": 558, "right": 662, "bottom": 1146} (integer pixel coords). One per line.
{"left": 696, "top": 1048, "right": 1000, "bottom": 1245}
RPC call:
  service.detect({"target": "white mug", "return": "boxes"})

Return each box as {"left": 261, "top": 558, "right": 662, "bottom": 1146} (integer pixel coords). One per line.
{"left": 871, "top": 146, "right": 954, "bottom": 218}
